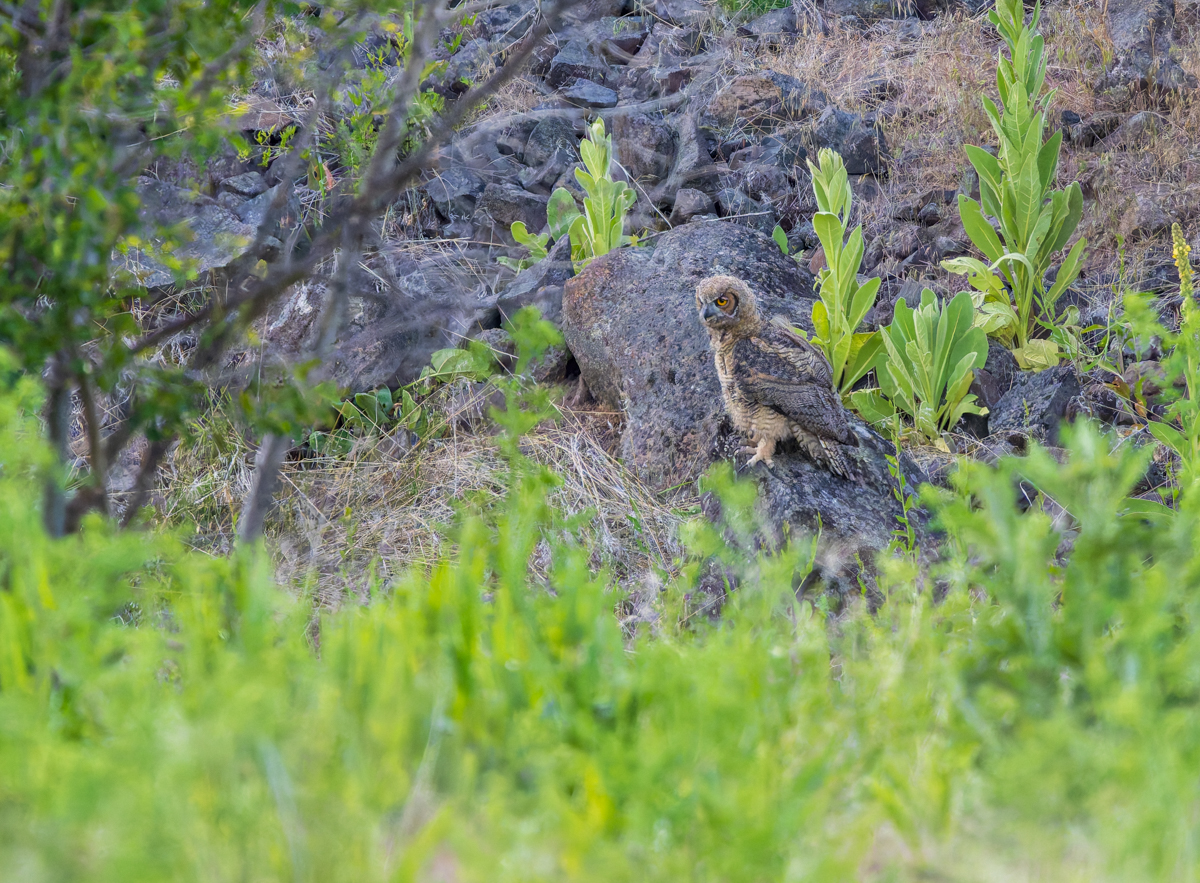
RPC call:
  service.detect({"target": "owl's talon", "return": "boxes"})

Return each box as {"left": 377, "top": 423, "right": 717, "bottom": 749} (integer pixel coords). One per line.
{"left": 738, "top": 439, "right": 775, "bottom": 468}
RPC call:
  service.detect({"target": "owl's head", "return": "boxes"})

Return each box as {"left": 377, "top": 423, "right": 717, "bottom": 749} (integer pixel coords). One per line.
{"left": 696, "top": 275, "right": 758, "bottom": 335}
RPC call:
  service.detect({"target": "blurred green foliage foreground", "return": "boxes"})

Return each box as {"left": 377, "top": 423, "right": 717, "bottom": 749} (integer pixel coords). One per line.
{"left": 2, "top": 349, "right": 1200, "bottom": 882}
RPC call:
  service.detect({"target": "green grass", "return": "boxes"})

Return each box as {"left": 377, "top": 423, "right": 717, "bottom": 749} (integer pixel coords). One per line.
{"left": 719, "top": 0, "right": 791, "bottom": 19}
{"left": 4, "top": 359, "right": 1200, "bottom": 881}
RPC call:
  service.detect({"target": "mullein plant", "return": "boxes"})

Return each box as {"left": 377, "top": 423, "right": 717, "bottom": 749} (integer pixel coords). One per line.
{"left": 850, "top": 289, "right": 989, "bottom": 445}
{"left": 505, "top": 118, "right": 640, "bottom": 272}
{"left": 547, "top": 117, "right": 639, "bottom": 271}
{"left": 941, "top": 0, "right": 1086, "bottom": 370}
{"left": 1146, "top": 224, "right": 1200, "bottom": 498}
{"left": 798, "top": 148, "right": 883, "bottom": 397}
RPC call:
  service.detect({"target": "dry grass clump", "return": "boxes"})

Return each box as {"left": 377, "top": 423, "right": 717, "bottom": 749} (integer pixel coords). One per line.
{"left": 157, "top": 385, "right": 691, "bottom": 612}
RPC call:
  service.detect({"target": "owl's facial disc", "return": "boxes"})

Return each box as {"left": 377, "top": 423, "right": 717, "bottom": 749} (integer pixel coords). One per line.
{"left": 702, "top": 290, "right": 739, "bottom": 323}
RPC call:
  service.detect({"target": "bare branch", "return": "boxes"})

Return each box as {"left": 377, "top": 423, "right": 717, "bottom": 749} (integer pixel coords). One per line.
{"left": 129, "top": 0, "right": 565, "bottom": 362}
{"left": 237, "top": 432, "right": 291, "bottom": 543}
{"left": 119, "top": 437, "right": 172, "bottom": 529}
{"left": 76, "top": 365, "right": 110, "bottom": 515}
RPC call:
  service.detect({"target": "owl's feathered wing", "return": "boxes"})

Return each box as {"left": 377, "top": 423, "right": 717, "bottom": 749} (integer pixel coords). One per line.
{"left": 730, "top": 326, "right": 855, "bottom": 446}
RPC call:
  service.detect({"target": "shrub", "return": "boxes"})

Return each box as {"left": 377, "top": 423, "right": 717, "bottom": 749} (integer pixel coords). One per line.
{"left": 3, "top": 319, "right": 1200, "bottom": 878}
{"left": 0, "top": 0, "right": 557, "bottom": 536}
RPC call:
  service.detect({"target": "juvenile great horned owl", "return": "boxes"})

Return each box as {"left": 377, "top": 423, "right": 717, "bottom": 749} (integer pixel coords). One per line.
{"left": 696, "top": 275, "right": 856, "bottom": 478}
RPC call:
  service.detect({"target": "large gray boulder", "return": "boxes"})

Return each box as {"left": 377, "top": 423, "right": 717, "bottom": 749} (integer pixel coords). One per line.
{"left": 262, "top": 253, "right": 500, "bottom": 392}
{"left": 561, "top": 221, "right": 927, "bottom": 580}
{"left": 1102, "top": 0, "right": 1196, "bottom": 95}
{"left": 115, "top": 178, "right": 261, "bottom": 289}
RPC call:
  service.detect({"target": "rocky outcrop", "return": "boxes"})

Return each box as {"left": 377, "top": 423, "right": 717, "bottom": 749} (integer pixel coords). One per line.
{"left": 497, "top": 236, "right": 575, "bottom": 325}
{"left": 115, "top": 178, "right": 266, "bottom": 289}
{"left": 703, "top": 421, "right": 928, "bottom": 599}
{"left": 705, "top": 71, "right": 827, "bottom": 133}
{"left": 561, "top": 220, "right": 928, "bottom": 578}
{"left": 1102, "top": 0, "right": 1197, "bottom": 95}
{"left": 989, "top": 365, "right": 1083, "bottom": 445}
{"left": 262, "top": 252, "right": 501, "bottom": 392}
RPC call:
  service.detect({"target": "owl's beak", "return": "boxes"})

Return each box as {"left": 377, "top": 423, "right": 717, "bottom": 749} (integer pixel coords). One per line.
{"left": 702, "top": 301, "right": 721, "bottom": 321}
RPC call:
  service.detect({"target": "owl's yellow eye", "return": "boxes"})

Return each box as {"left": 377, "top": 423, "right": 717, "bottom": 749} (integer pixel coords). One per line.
{"left": 715, "top": 296, "right": 729, "bottom": 308}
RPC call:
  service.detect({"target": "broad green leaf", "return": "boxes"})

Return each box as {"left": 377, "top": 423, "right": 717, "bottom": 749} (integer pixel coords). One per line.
{"left": 354, "top": 392, "right": 382, "bottom": 426}
{"left": 965, "top": 146, "right": 1005, "bottom": 219}
{"left": 843, "top": 331, "right": 883, "bottom": 392}
{"left": 811, "top": 300, "right": 830, "bottom": 344}
{"left": 772, "top": 224, "right": 789, "bottom": 255}
{"left": 838, "top": 227, "right": 866, "bottom": 303}
{"left": 547, "top": 188, "right": 581, "bottom": 241}
{"left": 1119, "top": 497, "right": 1176, "bottom": 523}
{"left": 848, "top": 388, "right": 895, "bottom": 424}
{"left": 1023, "top": 206, "right": 1054, "bottom": 271}
{"left": 812, "top": 212, "right": 844, "bottom": 258}
{"left": 1148, "top": 421, "right": 1187, "bottom": 456}
{"left": 957, "top": 196, "right": 1005, "bottom": 263}
{"left": 1041, "top": 237, "right": 1086, "bottom": 317}
{"left": 1009, "top": 142, "right": 1044, "bottom": 246}
{"left": 1036, "top": 129, "right": 1062, "bottom": 194}
{"left": 1013, "top": 339, "right": 1060, "bottom": 370}
{"left": 848, "top": 276, "right": 881, "bottom": 331}
{"left": 1046, "top": 182, "right": 1083, "bottom": 255}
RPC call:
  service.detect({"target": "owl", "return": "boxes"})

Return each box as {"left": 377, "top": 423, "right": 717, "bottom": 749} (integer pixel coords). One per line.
{"left": 696, "top": 275, "right": 856, "bottom": 478}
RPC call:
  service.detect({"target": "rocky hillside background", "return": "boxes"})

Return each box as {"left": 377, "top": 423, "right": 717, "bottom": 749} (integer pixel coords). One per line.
{"left": 136, "top": 0, "right": 1200, "bottom": 609}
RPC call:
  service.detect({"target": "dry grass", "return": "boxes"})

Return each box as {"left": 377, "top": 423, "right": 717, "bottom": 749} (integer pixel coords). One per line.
{"left": 766, "top": 1, "right": 1200, "bottom": 275}
{"left": 157, "top": 384, "right": 692, "bottom": 612}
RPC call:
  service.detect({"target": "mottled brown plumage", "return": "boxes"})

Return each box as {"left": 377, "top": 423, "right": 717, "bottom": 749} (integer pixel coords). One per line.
{"left": 695, "top": 275, "right": 856, "bottom": 477}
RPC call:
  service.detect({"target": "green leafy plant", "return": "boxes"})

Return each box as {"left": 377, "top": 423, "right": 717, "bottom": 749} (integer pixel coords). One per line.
{"left": 803, "top": 149, "right": 883, "bottom": 397}
{"left": 546, "top": 118, "right": 638, "bottom": 271}
{"left": 851, "top": 289, "right": 989, "bottom": 442}
{"left": 941, "top": 0, "right": 1086, "bottom": 371}
{"left": 1146, "top": 224, "right": 1200, "bottom": 495}
{"left": 330, "top": 38, "right": 446, "bottom": 180}
{"left": 497, "top": 221, "right": 550, "bottom": 272}
{"left": 419, "top": 343, "right": 497, "bottom": 384}
{"left": 10, "top": 344, "right": 1200, "bottom": 878}
{"left": 0, "top": 0, "right": 540, "bottom": 537}
{"left": 306, "top": 342, "right": 497, "bottom": 459}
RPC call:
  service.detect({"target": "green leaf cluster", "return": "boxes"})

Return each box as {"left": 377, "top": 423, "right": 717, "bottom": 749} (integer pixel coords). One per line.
{"left": 307, "top": 343, "right": 497, "bottom": 458}
{"left": 944, "top": 0, "right": 1086, "bottom": 371}
{"left": 804, "top": 149, "right": 882, "bottom": 397}
{"left": 304, "top": 307, "right": 560, "bottom": 460}
{"left": 0, "top": 0, "right": 262, "bottom": 429}
{"left": 851, "top": 290, "right": 989, "bottom": 442}
{"left": 546, "top": 118, "right": 638, "bottom": 271}
{"left": 497, "top": 221, "right": 550, "bottom": 272}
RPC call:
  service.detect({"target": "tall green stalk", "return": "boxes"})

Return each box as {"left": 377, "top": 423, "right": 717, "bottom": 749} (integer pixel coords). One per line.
{"left": 806, "top": 149, "right": 882, "bottom": 396}
{"left": 1148, "top": 225, "right": 1200, "bottom": 495}
{"left": 943, "top": 0, "right": 1086, "bottom": 371}
{"left": 546, "top": 118, "right": 638, "bottom": 271}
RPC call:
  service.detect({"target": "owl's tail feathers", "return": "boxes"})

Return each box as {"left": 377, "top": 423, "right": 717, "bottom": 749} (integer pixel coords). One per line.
{"left": 796, "top": 429, "right": 856, "bottom": 481}
{"left": 819, "top": 439, "right": 856, "bottom": 482}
